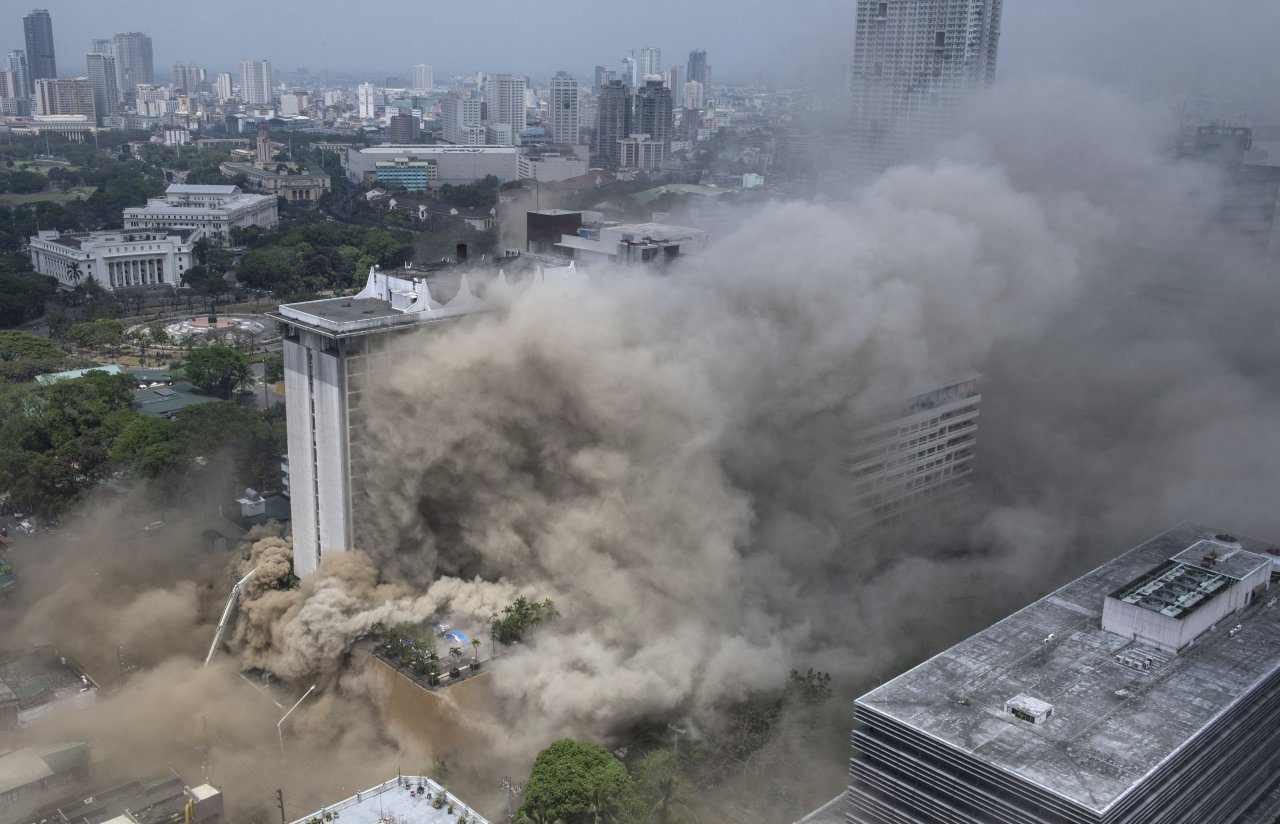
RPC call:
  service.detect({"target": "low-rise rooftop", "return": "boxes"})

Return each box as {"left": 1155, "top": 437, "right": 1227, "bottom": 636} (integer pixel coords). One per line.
{"left": 289, "top": 776, "right": 490, "bottom": 824}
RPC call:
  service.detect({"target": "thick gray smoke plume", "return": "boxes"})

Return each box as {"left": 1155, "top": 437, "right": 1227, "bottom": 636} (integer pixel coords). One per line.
{"left": 227, "top": 75, "right": 1280, "bottom": 762}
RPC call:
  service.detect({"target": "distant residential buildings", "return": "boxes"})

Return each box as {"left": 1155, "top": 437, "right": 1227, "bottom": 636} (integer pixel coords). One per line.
{"left": 170, "top": 62, "right": 204, "bottom": 95}
{"left": 639, "top": 46, "right": 662, "bottom": 79}
{"left": 238, "top": 58, "right": 272, "bottom": 106}
{"left": 34, "top": 77, "right": 94, "bottom": 121}
{"left": 634, "top": 78, "right": 674, "bottom": 151}
{"left": 593, "top": 65, "right": 614, "bottom": 94}
{"left": 214, "top": 71, "right": 233, "bottom": 102}
{"left": 850, "top": 0, "right": 1003, "bottom": 173}
{"left": 387, "top": 113, "right": 420, "bottom": 144}
{"left": 411, "top": 63, "right": 433, "bottom": 91}
{"left": 85, "top": 52, "right": 119, "bottom": 123}
{"left": 682, "top": 80, "right": 704, "bottom": 110}
{"left": 687, "top": 48, "right": 708, "bottom": 85}
{"left": 441, "top": 94, "right": 485, "bottom": 145}
{"left": 486, "top": 73, "right": 527, "bottom": 146}
{"left": 595, "top": 80, "right": 633, "bottom": 169}
{"left": 5, "top": 51, "right": 31, "bottom": 114}
{"left": 22, "top": 9, "right": 56, "bottom": 90}
{"left": 113, "top": 32, "right": 154, "bottom": 97}
{"left": 356, "top": 82, "right": 378, "bottom": 120}
{"left": 548, "top": 71, "right": 580, "bottom": 145}
{"left": 619, "top": 134, "right": 664, "bottom": 170}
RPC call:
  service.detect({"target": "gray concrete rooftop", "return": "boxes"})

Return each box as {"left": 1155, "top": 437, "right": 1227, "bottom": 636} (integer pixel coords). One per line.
{"left": 856, "top": 521, "right": 1280, "bottom": 815}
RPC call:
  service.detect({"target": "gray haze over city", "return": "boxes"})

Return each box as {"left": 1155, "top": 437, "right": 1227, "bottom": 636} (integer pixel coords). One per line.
{"left": 2, "top": 2, "right": 1280, "bottom": 824}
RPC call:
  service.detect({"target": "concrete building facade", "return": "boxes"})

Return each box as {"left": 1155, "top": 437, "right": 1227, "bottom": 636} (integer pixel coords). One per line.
{"left": 441, "top": 94, "right": 485, "bottom": 145}
{"left": 34, "top": 77, "right": 94, "bottom": 121}
{"left": 29, "top": 227, "right": 202, "bottom": 289}
{"left": 122, "top": 184, "right": 278, "bottom": 243}
{"left": 113, "top": 32, "right": 154, "bottom": 97}
{"left": 238, "top": 59, "right": 272, "bottom": 106}
{"left": 849, "top": 522, "right": 1280, "bottom": 824}
{"left": 343, "top": 145, "right": 524, "bottom": 186}
{"left": 595, "top": 80, "right": 633, "bottom": 169}
{"left": 22, "top": 9, "right": 56, "bottom": 90}
{"left": 634, "top": 78, "right": 673, "bottom": 151}
{"left": 548, "top": 71, "right": 580, "bottom": 145}
{"left": 850, "top": 0, "right": 1003, "bottom": 173}
{"left": 485, "top": 73, "right": 526, "bottom": 146}
{"left": 845, "top": 376, "right": 980, "bottom": 530}
{"left": 412, "top": 63, "right": 434, "bottom": 92}
{"left": 86, "top": 52, "right": 119, "bottom": 123}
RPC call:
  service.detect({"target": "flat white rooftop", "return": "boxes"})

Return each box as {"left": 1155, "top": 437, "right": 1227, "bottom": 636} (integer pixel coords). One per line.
{"left": 287, "top": 776, "right": 490, "bottom": 824}
{"left": 356, "top": 145, "right": 518, "bottom": 155}
{"left": 856, "top": 521, "right": 1280, "bottom": 814}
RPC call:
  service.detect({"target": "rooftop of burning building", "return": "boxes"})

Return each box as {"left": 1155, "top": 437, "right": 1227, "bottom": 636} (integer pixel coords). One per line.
{"left": 272, "top": 258, "right": 581, "bottom": 338}
{"left": 287, "top": 775, "right": 490, "bottom": 824}
{"left": 855, "top": 521, "right": 1280, "bottom": 815}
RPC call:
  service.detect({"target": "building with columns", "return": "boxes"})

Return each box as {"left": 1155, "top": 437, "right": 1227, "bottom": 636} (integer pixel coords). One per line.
{"left": 28, "top": 227, "right": 203, "bottom": 290}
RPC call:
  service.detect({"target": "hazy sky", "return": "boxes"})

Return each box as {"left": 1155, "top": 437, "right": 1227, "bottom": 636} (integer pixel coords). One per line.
{"left": 7, "top": 0, "right": 1280, "bottom": 94}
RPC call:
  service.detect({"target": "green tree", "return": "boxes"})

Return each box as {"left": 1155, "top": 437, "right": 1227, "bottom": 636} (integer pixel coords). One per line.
{"left": 181, "top": 264, "right": 230, "bottom": 296}
{"left": 520, "top": 740, "right": 634, "bottom": 823}
{"left": 632, "top": 751, "right": 695, "bottom": 824}
{"left": 263, "top": 352, "right": 284, "bottom": 383}
{"left": 68, "top": 318, "right": 125, "bottom": 349}
{"left": 185, "top": 345, "right": 252, "bottom": 399}
{"left": 110, "top": 415, "right": 183, "bottom": 476}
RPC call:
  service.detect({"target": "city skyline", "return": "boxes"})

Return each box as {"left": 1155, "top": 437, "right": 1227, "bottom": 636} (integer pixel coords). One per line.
{"left": 2, "top": 0, "right": 1277, "bottom": 102}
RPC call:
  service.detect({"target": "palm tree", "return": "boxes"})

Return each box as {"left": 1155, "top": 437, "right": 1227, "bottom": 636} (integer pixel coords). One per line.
{"left": 65, "top": 260, "right": 83, "bottom": 287}
{"left": 471, "top": 638, "right": 481, "bottom": 665}
{"left": 649, "top": 775, "right": 697, "bottom": 824}
{"left": 231, "top": 361, "right": 256, "bottom": 395}
{"left": 584, "top": 786, "right": 619, "bottom": 824}
{"left": 448, "top": 646, "right": 462, "bottom": 676}
{"left": 518, "top": 811, "right": 565, "bottom": 824}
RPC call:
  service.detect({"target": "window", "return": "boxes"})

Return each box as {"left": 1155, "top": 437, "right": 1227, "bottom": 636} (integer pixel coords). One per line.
{"left": 877, "top": 2, "right": 888, "bottom": 16}
{"left": 935, "top": 31, "right": 946, "bottom": 48}
{"left": 873, "top": 62, "right": 883, "bottom": 77}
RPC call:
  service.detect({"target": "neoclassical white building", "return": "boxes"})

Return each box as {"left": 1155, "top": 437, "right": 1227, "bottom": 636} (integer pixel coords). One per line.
{"left": 122, "top": 184, "right": 277, "bottom": 244}
{"left": 29, "top": 227, "right": 203, "bottom": 290}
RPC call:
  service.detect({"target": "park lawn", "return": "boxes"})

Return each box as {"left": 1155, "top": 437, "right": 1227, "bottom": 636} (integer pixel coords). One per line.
{"left": 0, "top": 186, "right": 96, "bottom": 205}
{"left": 13, "top": 159, "right": 74, "bottom": 175}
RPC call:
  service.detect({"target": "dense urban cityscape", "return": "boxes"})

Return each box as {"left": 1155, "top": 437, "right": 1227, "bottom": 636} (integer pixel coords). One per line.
{"left": 1, "top": 2, "right": 1280, "bottom": 823}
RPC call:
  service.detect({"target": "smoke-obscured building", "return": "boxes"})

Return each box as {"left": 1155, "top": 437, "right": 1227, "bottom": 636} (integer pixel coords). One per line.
{"left": 634, "top": 78, "right": 673, "bottom": 153}
{"left": 845, "top": 377, "right": 979, "bottom": 530}
{"left": 849, "top": 522, "right": 1280, "bottom": 824}
{"left": 274, "top": 263, "right": 580, "bottom": 575}
{"left": 850, "top": 0, "right": 1002, "bottom": 174}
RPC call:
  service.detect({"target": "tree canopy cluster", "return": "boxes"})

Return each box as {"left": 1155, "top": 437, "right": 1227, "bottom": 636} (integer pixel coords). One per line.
{"left": 517, "top": 741, "right": 695, "bottom": 824}
{"left": 491, "top": 596, "right": 559, "bottom": 646}
{"left": 184, "top": 346, "right": 253, "bottom": 399}
{"left": 0, "top": 366, "right": 284, "bottom": 519}
{"left": 0, "top": 330, "right": 81, "bottom": 383}
{"left": 235, "top": 216, "right": 412, "bottom": 297}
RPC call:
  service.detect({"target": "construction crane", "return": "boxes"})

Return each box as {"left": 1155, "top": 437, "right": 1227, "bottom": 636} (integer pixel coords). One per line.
{"left": 204, "top": 566, "right": 259, "bottom": 666}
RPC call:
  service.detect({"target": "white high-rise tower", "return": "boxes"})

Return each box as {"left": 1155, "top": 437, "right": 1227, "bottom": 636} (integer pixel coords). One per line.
{"left": 850, "top": 0, "right": 1002, "bottom": 173}
{"left": 548, "top": 72, "right": 579, "bottom": 145}
{"left": 412, "top": 63, "right": 433, "bottom": 91}
{"left": 238, "top": 58, "right": 272, "bottom": 106}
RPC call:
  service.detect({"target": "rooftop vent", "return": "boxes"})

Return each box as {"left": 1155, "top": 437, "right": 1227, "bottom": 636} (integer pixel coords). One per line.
{"left": 1004, "top": 694, "right": 1054, "bottom": 725}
